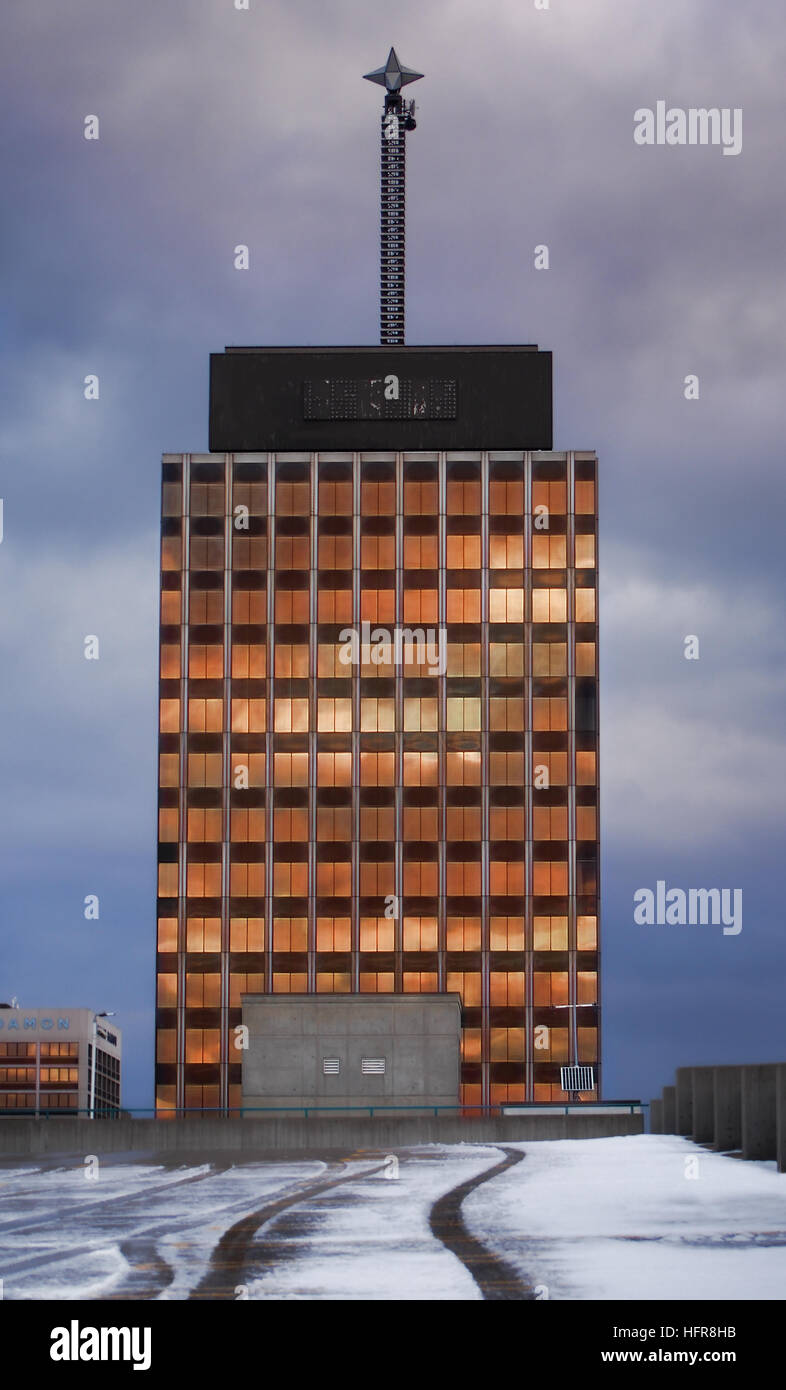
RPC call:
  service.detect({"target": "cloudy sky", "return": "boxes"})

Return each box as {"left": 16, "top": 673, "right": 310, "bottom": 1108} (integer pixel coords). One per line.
{"left": 2, "top": 0, "right": 784, "bottom": 1109}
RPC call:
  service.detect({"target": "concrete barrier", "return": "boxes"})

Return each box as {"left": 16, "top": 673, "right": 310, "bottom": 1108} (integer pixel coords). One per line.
{"left": 741, "top": 1064, "right": 777, "bottom": 1160}
{"left": 0, "top": 1111, "right": 644, "bottom": 1159}
{"left": 653, "top": 1064, "right": 785, "bottom": 1165}
{"left": 691, "top": 1067, "right": 715, "bottom": 1144}
{"left": 777, "top": 1065, "right": 786, "bottom": 1175}
{"left": 675, "top": 1067, "right": 694, "bottom": 1136}
{"left": 713, "top": 1066, "right": 742, "bottom": 1150}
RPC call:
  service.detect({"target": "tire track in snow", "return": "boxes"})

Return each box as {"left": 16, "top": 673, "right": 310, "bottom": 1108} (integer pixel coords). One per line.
{"left": 428, "top": 1146, "right": 533, "bottom": 1300}
{"left": 190, "top": 1158, "right": 388, "bottom": 1300}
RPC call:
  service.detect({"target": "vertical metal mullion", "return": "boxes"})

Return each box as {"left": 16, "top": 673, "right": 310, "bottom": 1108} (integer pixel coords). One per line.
{"left": 220, "top": 454, "right": 232, "bottom": 1112}
{"left": 264, "top": 456, "right": 275, "bottom": 994}
{"left": 308, "top": 456, "right": 318, "bottom": 993}
{"left": 394, "top": 453, "right": 404, "bottom": 990}
{"left": 438, "top": 453, "right": 447, "bottom": 992}
{"left": 352, "top": 453, "right": 361, "bottom": 992}
{"left": 480, "top": 454, "right": 490, "bottom": 1110}
{"left": 524, "top": 451, "right": 535, "bottom": 1102}
{"left": 176, "top": 454, "right": 190, "bottom": 1113}
{"left": 567, "top": 452, "right": 577, "bottom": 1072}
{"left": 594, "top": 453, "right": 601, "bottom": 1098}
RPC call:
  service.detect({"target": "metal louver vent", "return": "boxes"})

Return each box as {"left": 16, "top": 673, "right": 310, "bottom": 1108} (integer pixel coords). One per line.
{"left": 361, "top": 1056, "right": 386, "bottom": 1075}
{"left": 322, "top": 1057, "right": 340, "bottom": 1075}
{"left": 560, "top": 1065, "right": 596, "bottom": 1093}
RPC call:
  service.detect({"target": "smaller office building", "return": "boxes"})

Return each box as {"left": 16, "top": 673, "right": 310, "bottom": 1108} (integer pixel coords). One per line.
{"left": 241, "top": 994, "right": 461, "bottom": 1112}
{"left": 0, "top": 1007, "right": 122, "bottom": 1117}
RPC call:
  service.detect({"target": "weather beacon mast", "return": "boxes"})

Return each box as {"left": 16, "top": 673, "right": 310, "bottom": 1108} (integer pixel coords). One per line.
{"left": 363, "top": 47, "right": 423, "bottom": 346}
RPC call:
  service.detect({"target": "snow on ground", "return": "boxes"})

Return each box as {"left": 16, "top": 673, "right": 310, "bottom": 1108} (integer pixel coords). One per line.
{"left": 0, "top": 1158, "right": 326, "bottom": 1300}
{"left": 2, "top": 1136, "right": 785, "bottom": 1300}
{"left": 463, "top": 1135, "right": 786, "bottom": 1301}
{"left": 0, "top": 1158, "right": 210, "bottom": 1229}
{"left": 240, "top": 1146, "right": 500, "bottom": 1301}
{"left": 156, "top": 1158, "right": 346, "bottom": 1300}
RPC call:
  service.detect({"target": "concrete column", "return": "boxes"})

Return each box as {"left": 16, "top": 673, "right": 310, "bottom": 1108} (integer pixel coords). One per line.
{"left": 650, "top": 1098, "right": 663, "bottom": 1133}
{"left": 741, "top": 1063, "right": 777, "bottom": 1160}
{"left": 675, "top": 1067, "right": 693, "bottom": 1136}
{"left": 691, "top": 1066, "right": 715, "bottom": 1144}
{"left": 713, "top": 1066, "right": 742, "bottom": 1150}
{"left": 662, "top": 1084, "right": 676, "bottom": 1133}
{"left": 776, "top": 1064, "right": 786, "bottom": 1174}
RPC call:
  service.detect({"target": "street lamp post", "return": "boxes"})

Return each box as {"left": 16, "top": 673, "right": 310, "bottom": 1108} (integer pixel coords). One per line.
{"left": 553, "top": 1002, "right": 598, "bottom": 1100}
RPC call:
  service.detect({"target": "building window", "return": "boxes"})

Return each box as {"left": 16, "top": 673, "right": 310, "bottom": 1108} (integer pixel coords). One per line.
{"left": 446, "top": 642, "right": 481, "bottom": 676}
{"left": 359, "top": 589, "right": 395, "bottom": 626}
{"left": 274, "top": 698, "right": 310, "bottom": 733}
{"left": 359, "top": 972, "right": 395, "bottom": 992}
{"left": 489, "top": 587, "right": 524, "bottom": 623}
{"left": 532, "top": 534, "right": 567, "bottom": 568}
{"left": 233, "top": 536, "right": 267, "bottom": 569}
{"left": 446, "top": 916, "right": 482, "bottom": 950}
{"left": 316, "top": 917, "right": 352, "bottom": 950}
{"left": 404, "top": 534, "right": 438, "bottom": 568}
{"left": 489, "top": 806, "right": 525, "bottom": 840}
{"left": 489, "top": 917, "right": 526, "bottom": 950}
{"left": 531, "top": 588, "right": 567, "bottom": 623}
{"left": 489, "top": 642, "right": 524, "bottom": 676}
{"left": 404, "top": 481, "right": 438, "bottom": 515}
{"left": 361, "top": 480, "right": 395, "bottom": 515}
{"left": 403, "top": 806, "right": 439, "bottom": 840}
{"left": 275, "top": 644, "right": 309, "bottom": 678}
{"left": 317, "top": 588, "right": 352, "bottom": 623}
{"left": 446, "top": 972, "right": 482, "bottom": 1006}
{"left": 359, "top": 918, "right": 395, "bottom": 951}
{"left": 533, "top": 916, "right": 569, "bottom": 950}
{"left": 447, "top": 587, "right": 481, "bottom": 623}
{"left": 447, "top": 480, "right": 480, "bottom": 515}
{"left": 273, "top": 752, "right": 308, "bottom": 787}
{"left": 489, "top": 479, "right": 524, "bottom": 515}
{"left": 232, "top": 588, "right": 266, "bottom": 623}
{"left": 276, "top": 482, "right": 309, "bottom": 516}
{"left": 577, "top": 915, "right": 598, "bottom": 949}
{"left": 447, "top": 533, "right": 482, "bottom": 568}
{"left": 488, "top": 534, "right": 523, "bottom": 569}
{"left": 532, "top": 480, "right": 566, "bottom": 514}
{"left": 318, "top": 480, "right": 352, "bottom": 515}
{"left": 318, "top": 535, "right": 352, "bottom": 569}
{"left": 315, "top": 973, "right": 351, "bottom": 993}
{"left": 575, "top": 587, "right": 596, "bottom": 622}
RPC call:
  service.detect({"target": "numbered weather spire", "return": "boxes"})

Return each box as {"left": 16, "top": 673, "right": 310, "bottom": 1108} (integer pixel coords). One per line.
{"left": 363, "top": 48, "right": 423, "bottom": 344}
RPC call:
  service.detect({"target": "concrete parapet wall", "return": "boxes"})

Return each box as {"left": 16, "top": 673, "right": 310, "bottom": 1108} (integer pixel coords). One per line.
{"left": 0, "top": 1111, "right": 643, "bottom": 1158}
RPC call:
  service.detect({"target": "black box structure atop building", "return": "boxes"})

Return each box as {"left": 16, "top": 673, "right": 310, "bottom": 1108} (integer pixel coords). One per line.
{"left": 209, "top": 345, "right": 553, "bottom": 453}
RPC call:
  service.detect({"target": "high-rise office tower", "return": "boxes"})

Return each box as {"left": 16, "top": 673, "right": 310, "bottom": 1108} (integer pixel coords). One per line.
{"left": 155, "top": 53, "right": 599, "bottom": 1114}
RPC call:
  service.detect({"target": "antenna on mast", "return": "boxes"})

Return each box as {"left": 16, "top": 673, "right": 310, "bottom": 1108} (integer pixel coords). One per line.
{"left": 363, "top": 47, "right": 423, "bottom": 346}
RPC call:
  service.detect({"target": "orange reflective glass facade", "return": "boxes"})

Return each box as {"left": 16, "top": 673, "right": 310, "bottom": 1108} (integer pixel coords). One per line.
{"left": 155, "top": 449, "right": 599, "bottom": 1111}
